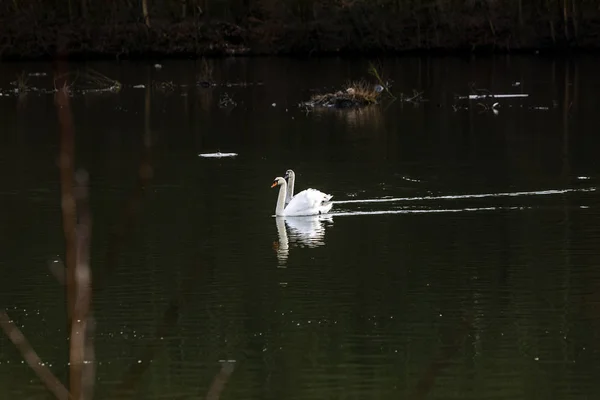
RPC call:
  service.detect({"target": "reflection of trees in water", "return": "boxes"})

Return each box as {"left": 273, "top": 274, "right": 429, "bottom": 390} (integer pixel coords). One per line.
{"left": 314, "top": 105, "right": 385, "bottom": 130}
{"left": 197, "top": 86, "right": 214, "bottom": 113}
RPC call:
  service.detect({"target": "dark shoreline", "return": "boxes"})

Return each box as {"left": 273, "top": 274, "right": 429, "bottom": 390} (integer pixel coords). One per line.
{"left": 3, "top": 1, "right": 600, "bottom": 63}
{"left": 3, "top": 39, "right": 599, "bottom": 63}
{"left": 3, "top": 46, "right": 600, "bottom": 64}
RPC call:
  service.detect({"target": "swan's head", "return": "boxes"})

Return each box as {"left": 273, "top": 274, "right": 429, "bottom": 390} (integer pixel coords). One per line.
{"left": 284, "top": 169, "right": 295, "bottom": 180}
{"left": 271, "top": 177, "right": 286, "bottom": 188}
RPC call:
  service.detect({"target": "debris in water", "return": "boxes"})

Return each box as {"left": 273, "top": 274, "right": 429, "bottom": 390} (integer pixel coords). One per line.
{"left": 577, "top": 176, "right": 591, "bottom": 180}
{"left": 300, "top": 80, "right": 384, "bottom": 109}
{"left": 152, "top": 81, "right": 176, "bottom": 92}
{"left": 219, "top": 92, "right": 236, "bottom": 108}
{"left": 398, "top": 89, "right": 425, "bottom": 104}
{"left": 76, "top": 69, "right": 122, "bottom": 93}
{"left": 154, "top": 64, "right": 162, "bottom": 69}
{"left": 133, "top": 84, "right": 145, "bottom": 89}
{"left": 198, "top": 152, "right": 238, "bottom": 158}
{"left": 458, "top": 93, "right": 529, "bottom": 100}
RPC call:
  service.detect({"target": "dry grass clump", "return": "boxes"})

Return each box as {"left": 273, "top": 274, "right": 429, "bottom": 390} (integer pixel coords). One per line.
{"left": 307, "top": 79, "right": 382, "bottom": 109}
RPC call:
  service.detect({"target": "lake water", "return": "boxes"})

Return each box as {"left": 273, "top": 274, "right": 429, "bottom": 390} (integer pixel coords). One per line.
{"left": 1, "top": 55, "right": 600, "bottom": 399}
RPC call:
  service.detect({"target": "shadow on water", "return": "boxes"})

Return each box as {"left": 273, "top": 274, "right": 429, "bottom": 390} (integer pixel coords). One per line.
{"left": 2, "top": 55, "right": 600, "bottom": 399}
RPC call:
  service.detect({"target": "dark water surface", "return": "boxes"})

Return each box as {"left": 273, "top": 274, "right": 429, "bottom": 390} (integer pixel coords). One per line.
{"left": 1, "top": 55, "right": 600, "bottom": 399}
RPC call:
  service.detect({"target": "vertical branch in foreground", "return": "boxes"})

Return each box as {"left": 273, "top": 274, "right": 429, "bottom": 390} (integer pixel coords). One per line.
{"left": 142, "top": 0, "right": 151, "bottom": 27}
{"left": 546, "top": 0, "right": 556, "bottom": 44}
{"left": 571, "top": 0, "right": 578, "bottom": 40}
{"left": 55, "top": 62, "right": 95, "bottom": 400}
{"left": 181, "top": 0, "right": 187, "bottom": 19}
{"left": 562, "top": 0, "right": 570, "bottom": 40}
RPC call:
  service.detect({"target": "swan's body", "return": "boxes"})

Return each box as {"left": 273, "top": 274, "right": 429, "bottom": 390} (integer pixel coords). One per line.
{"left": 271, "top": 177, "right": 333, "bottom": 217}
{"left": 284, "top": 169, "right": 296, "bottom": 206}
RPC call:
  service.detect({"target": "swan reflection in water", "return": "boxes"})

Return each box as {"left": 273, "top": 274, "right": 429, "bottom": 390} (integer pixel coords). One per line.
{"left": 273, "top": 214, "right": 333, "bottom": 266}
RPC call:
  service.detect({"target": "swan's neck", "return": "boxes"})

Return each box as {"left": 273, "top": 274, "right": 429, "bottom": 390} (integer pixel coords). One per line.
{"left": 285, "top": 173, "right": 295, "bottom": 204}
{"left": 276, "top": 181, "right": 288, "bottom": 216}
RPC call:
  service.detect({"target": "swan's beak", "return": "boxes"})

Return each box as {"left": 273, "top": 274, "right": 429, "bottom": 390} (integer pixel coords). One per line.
{"left": 271, "top": 182, "right": 278, "bottom": 188}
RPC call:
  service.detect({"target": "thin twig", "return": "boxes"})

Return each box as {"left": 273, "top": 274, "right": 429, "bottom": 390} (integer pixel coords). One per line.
{"left": 368, "top": 62, "right": 396, "bottom": 99}
{"left": 0, "top": 311, "right": 71, "bottom": 400}
{"left": 404, "top": 90, "right": 424, "bottom": 103}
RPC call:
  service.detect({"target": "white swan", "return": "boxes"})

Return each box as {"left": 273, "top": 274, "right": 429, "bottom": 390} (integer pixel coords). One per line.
{"left": 284, "top": 169, "right": 295, "bottom": 206}
{"left": 271, "top": 177, "right": 333, "bottom": 216}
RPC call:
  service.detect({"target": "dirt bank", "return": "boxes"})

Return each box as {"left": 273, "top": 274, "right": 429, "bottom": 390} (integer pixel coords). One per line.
{"left": 2, "top": 1, "right": 600, "bottom": 61}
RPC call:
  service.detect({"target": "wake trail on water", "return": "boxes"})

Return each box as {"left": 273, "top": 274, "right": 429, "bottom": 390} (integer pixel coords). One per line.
{"left": 330, "top": 206, "right": 528, "bottom": 217}
{"left": 332, "top": 187, "right": 596, "bottom": 205}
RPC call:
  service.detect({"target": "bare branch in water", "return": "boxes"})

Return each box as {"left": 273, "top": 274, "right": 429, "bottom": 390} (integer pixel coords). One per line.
{"left": 0, "top": 311, "right": 71, "bottom": 400}
{"left": 205, "top": 361, "right": 236, "bottom": 400}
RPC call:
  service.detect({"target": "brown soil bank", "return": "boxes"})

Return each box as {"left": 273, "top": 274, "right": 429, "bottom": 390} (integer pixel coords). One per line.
{"left": 2, "top": 0, "right": 600, "bottom": 60}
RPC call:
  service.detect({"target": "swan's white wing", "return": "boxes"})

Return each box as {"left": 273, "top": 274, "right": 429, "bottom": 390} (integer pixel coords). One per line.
{"left": 283, "top": 188, "right": 333, "bottom": 216}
